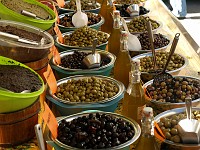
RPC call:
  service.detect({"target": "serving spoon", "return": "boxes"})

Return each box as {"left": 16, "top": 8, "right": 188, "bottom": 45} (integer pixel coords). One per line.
{"left": 72, "top": 0, "right": 88, "bottom": 28}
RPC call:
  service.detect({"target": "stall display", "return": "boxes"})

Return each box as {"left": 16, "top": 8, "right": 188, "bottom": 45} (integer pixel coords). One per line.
{"left": 1, "top": 0, "right": 200, "bottom": 149}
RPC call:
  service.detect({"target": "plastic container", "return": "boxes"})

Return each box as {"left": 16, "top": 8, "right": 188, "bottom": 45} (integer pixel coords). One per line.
{"left": 50, "top": 49, "right": 116, "bottom": 79}
{"left": 44, "top": 111, "right": 141, "bottom": 150}
{"left": 55, "top": 31, "right": 109, "bottom": 51}
{"left": 59, "top": 1, "right": 101, "bottom": 14}
{"left": 0, "top": 56, "right": 44, "bottom": 113}
{"left": 0, "top": 0, "right": 56, "bottom": 30}
{"left": 46, "top": 75, "right": 125, "bottom": 116}
{"left": 58, "top": 12, "right": 105, "bottom": 33}
{"left": 0, "top": 20, "right": 54, "bottom": 63}
{"left": 132, "top": 52, "right": 188, "bottom": 82}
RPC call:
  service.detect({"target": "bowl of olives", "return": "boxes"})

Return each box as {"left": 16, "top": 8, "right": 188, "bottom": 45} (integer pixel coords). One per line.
{"left": 58, "top": 12, "right": 104, "bottom": 33}
{"left": 55, "top": 26, "right": 109, "bottom": 51}
{"left": 154, "top": 107, "right": 200, "bottom": 149}
{"left": 50, "top": 49, "right": 116, "bottom": 78}
{"left": 59, "top": 0, "right": 101, "bottom": 14}
{"left": 132, "top": 51, "right": 188, "bottom": 82}
{"left": 143, "top": 76, "right": 200, "bottom": 114}
{"left": 45, "top": 111, "right": 141, "bottom": 150}
{"left": 46, "top": 75, "right": 125, "bottom": 115}
{"left": 126, "top": 16, "right": 162, "bottom": 35}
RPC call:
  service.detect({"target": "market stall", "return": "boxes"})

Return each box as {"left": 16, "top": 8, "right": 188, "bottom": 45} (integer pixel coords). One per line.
{"left": 0, "top": 0, "right": 200, "bottom": 149}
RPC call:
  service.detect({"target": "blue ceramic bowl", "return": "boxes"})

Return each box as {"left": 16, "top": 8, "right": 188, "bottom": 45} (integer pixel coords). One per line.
{"left": 46, "top": 75, "right": 125, "bottom": 116}
{"left": 50, "top": 49, "right": 116, "bottom": 79}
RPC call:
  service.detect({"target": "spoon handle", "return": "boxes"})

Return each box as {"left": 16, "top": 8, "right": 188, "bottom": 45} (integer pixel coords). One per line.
{"left": 121, "top": 17, "right": 130, "bottom": 34}
{"left": 76, "top": 0, "right": 81, "bottom": 12}
{"left": 185, "top": 96, "right": 192, "bottom": 120}
{"left": 35, "top": 124, "right": 46, "bottom": 150}
{"left": 163, "top": 33, "right": 180, "bottom": 72}
{"left": 92, "top": 38, "right": 98, "bottom": 54}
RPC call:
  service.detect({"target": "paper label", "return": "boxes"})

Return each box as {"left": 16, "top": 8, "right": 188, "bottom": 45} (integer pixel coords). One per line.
{"left": 137, "top": 105, "right": 146, "bottom": 120}
{"left": 42, "top": 101, "right": 58, "bottom": 139}
{"left": 50, "top": 45, "right": 61, "bottom": 65}
{"left": 54, "top": 24, "right": 64, "bottom": 44}
{"left": 55, "top": 0, "right": 64, "bottom": 7}
{"left": 43, "top": 64, "right": 57, "bottom": 94}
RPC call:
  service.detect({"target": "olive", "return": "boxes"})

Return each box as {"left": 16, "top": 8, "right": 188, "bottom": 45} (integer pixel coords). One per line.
{"left": 64, "top": 0, "right": 99, "bottom": 10}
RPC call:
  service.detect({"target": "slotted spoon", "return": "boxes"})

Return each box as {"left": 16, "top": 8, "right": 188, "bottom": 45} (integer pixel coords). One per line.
{"left": 153, "top": 33, "right": 180, "bottom": 84}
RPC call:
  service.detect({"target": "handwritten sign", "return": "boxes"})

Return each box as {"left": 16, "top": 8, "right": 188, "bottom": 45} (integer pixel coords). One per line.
{"left": 42, "top": 101, "right": 58, "bottom": 139}
{"left": 50, "top": 45, "right": 61, "bottom": 65}
{"left": 43, "top": 64, "right": 57, "bottom": 94}
{"left": 54, "top": 24, "right": 64, "bottom": 44}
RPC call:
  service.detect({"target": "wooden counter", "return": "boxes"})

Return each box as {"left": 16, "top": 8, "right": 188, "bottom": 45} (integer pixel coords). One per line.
{"left": 1, "top": 0, "right": 200, "bottom": 149}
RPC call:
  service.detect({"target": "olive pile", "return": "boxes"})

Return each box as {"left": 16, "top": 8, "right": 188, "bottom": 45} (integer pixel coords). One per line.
{"left": 60, "top": 50, "right": 111, "bottom": 69}
{"left": 140, "top": 51, "right": 184, "bottom": 72}
{"left": 138, "top": 33, "right": 170, "bottom": 50}
{"left": 59, "top": 12, "right": 101, "bottom": 27}
{"left": 63, "top": 26, "right": 109, "bottom": 47}
{"left": 127, "top": 16, "right": 159, "bottom": 33}
{"left": 64, "top": 0, "right": 99, "bottom": 10}
{"left": 56, "top": 77, "right": 119, "bottom": 103}
{"left": 114, "top": 0, "right": 146, "bottom": 4}
{"left": 158, "top": 111, "right": 200, "bottom": 143}
{"left": 146, "top": 77, "right": 200, "bottom": 103}
{"left": 57, "top": 112, "right": 135, "bottom": 149}
{"left": 115, "top": 5, "right": 149, "bottom": 17}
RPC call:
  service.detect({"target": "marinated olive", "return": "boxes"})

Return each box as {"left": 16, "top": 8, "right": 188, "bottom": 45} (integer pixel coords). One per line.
{"left": 57, "top": 113, "right": 135, "bottom": 149}
{"left": 56, "top": 77, "right": 119, "bottom": 103}
{"left": 63, "top": 26, "right": 109, "bottom": 47}
{"left": 146, "top": 77, "right": 200, "bottom": 103}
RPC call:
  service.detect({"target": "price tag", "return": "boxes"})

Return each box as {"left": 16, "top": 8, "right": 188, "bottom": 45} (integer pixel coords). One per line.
{"left": 50, "top": 45, "right": 61, "bottom": 65}
{"left": 42, "top": 101, "right": 58, "bottom": 139}
{"left": 55, "top": 0, "right": 64, "bottom": 7}
{"left": 43, "top": 64, "right": 57, "bottom": 94}
{"left": 54, "top": 24, "right": 64, "bottom": 44}
{"left": 53, "top": 2, "right": 60, "bottom": 24}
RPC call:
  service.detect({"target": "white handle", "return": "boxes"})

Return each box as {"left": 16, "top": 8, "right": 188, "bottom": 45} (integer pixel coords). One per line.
{"left": 35, "top": 124, "right": 46, "bottom": 150}
{"left": 0, "top": 31, "right": 19, "bottom": 40}
{"left": 76, "top": 0, "right": 82, "bottom": 12}
{"left": 121, "top": 18, "right": 130, "bottom": 34}
{"left": 185, "top": 97, "right": 192, "bottom": 120}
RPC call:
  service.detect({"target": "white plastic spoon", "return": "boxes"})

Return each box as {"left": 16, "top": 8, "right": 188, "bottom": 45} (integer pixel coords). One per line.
{"left": 121, "top": 17, "right": 141, "bottom": 51}
{"left": 72, "top": 0, "right": 88, "bottom": 28}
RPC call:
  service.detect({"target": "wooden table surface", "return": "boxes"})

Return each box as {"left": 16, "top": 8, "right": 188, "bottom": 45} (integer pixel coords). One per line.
{"left": 1, "top": 0, "right": 200, "bottom": 149}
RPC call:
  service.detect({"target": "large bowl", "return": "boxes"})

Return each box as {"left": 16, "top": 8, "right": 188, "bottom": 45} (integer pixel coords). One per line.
{"left": 142, "top": 76, "right": 200, "bottom": 115}
{"left": 132, "top": 52, "right": 188, "bottom": 82}
{"left": 50, "top": 49, "right": 116, "bottom": 79}
{"left": 155, "top": 107, "right": 200, "bottom": 150}
{"left": 45, "top": 111, "right": 141, "bottom": 150}
{"left": 0, "top": 20, "right": 54, "bottom": 63}
{"left": 0, "top": 0, "right": 56, "bottom": 30}
{"left": 129, "top": 34, "right": 171, "bottom": 57}
{"left": 55, "top": 31, "right": 109, "bottom": 51}
{"left": 59, "top": 1, "right": 101, "bottom": 14}
{"left": 0, "top": 56, "right": 45, "bottom": 113}
{"left": 58, "top": 12, "right": 105, "bottom": 33}
{"left": 46, "top": 75, "right": 125, "bottom": 116}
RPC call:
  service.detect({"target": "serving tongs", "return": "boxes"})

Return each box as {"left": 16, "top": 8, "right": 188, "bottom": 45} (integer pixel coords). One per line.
{"left": 0, "top": 31, "right": 39, "bottom": 45}
{"left": 153, "top": 33, "right": 180, "bottom": 85}
{"left": 177, "top": 97, "right": 200, "bottom": 144}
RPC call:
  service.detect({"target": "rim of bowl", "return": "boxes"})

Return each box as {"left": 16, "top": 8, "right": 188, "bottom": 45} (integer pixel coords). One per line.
{"left": 0, "top": 20, "right": 54, "bottom": 49}
{"left": 58, "top": 12, "right": 105, "bottom": 29}
{"left": 56, "top": 31, "right": 110, "bottom": 49}
{"left": 142, "top": 75, "right": 200, "bottom": 105}
{"left": 59, "top": 1, "right": 101, "bottom": 12}
{"left": 50, "top": 111, "right": 141, "bottom": 150}
{"left": 131, "top": 51, "right": 189, "bottom": 74}
{"left": 154, "top": 107, "right": 200, "bottom": 147}
{"left": 48, "top": 75, "right": 125, "bottom": 105}
{"left": 52, "top": 49, "right": 116, "bottom": 71}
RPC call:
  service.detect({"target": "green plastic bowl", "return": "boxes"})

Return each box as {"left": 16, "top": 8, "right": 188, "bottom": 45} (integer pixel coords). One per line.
{"left": 55, "top": 31, "right": 109, "bottom": 51}
{"left": 58, "top": 12, "right": 105, "bottom": 33}
{"left": 0, "top": 0, "right": 56, "bottom": 30}
{"left": 50, "top": 49, "right": 116, "bottom": 79}
{"left": 0, "top": 56, "right": 45, "bottom": 113}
